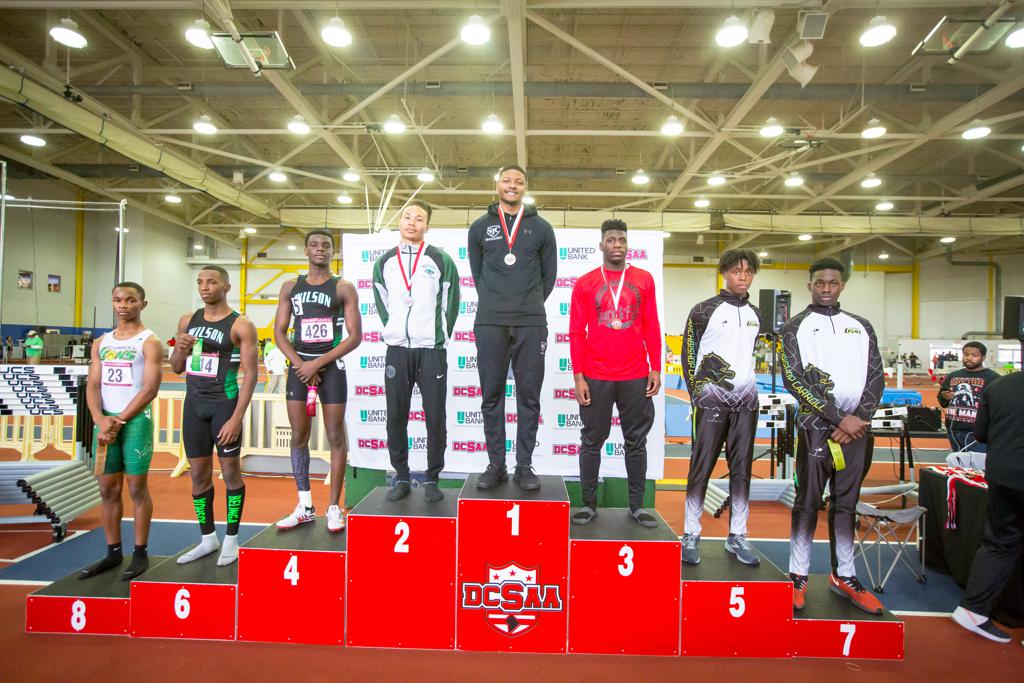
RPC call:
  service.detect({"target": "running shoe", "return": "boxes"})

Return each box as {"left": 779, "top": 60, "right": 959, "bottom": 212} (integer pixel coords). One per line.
{"left": 829, "top": 573, "right": 884, "bottom": 615}
{"left": 277, "top": 503, "right": 315, "bottom": 530}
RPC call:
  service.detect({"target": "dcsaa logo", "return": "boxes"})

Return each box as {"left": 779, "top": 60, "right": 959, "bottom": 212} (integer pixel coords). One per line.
{"left": 461, "top": 563, "right": 564, "bottom": 638}
{"left": 626, "top": 249, "right": 648, "bottom": 260}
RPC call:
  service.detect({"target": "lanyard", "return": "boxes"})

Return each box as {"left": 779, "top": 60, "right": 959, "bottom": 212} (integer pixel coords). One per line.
{"left": 497, "top": 205, "right": 525, "bottom": 253}
{"left": 601, "top": 264, "right": 630, "bottom": 317}
{"left": 397, "top": 241, "right": 425, "bottom": 293}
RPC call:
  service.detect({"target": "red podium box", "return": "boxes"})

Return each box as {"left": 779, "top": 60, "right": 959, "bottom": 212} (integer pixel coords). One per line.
{"left": 130, "top": 550, "right": 237, "bottom": 640}
{"left": 457, "top": 474, "right": 570, "bottom": 654}
{"left": 26, "top": 556, "right": 167, "bottom": 636}
{"left": 680, "top": 544, "right": 793, "bottom": 658}
{"left": 346, "top": 486, "right": 458, "bottom": 650}
{"left": 792, "top": 579, "right": 904, "bottom": 660}
{"left": 237, "top": 518, "right": 346, "bottom": 645}
{"left": 568, "top": 509, "right": 681, "bottom": 656}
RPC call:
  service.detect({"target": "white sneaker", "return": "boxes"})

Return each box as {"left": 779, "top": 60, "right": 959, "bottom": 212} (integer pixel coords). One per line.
{"left": 327, "top": 505, "right": 346, "bottom": 532}
{"left": 277, "top": 503, "right": 315, "bottom": 530}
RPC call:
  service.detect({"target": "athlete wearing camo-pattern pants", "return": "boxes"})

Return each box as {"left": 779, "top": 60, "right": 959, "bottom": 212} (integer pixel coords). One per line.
{"left": 780, "top": 257, "right": 885, "bottom": 615}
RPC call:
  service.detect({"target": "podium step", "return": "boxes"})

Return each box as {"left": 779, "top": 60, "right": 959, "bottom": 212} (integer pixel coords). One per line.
{"left": 459, "top": 473, "right": 569, "bottom": 502}
{"left": 238, "top": 518, "right": 347, "bottom": 645}
{"left": 26, "top": 556, "right": 169, "bottom": 636}
{"left": 792, "top": 577, "right": 904, "bottom": 660}
{"left": 130, "top": 548, "right": 238, "bottom": 641}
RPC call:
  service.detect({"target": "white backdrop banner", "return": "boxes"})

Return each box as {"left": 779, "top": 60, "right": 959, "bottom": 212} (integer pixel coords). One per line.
{"left": 342, "top": 227, "right": 665, "bottom": 479}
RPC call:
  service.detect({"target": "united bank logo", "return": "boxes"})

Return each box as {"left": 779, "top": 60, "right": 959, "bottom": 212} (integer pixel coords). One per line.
{"left": 408, "top": 436, "right": 428, "bottom": 451}
{"left": 459, "top": 301, "right": 479, "bottom": 315}
{"left": 558, "top": 246, "right": 596, "bottom": 261}
{"left": 462, "top": 563, "right": 564, "bottom": 637}
{"left": 604, "top": 443, "right": 625, "bottom": 457}
{"left": 359, "top": 355, "right": 386, "bottom": 370}
{"left": 359, "top": 409, "right": 387, "bottom": 424}
{"left": 558, "top": 303, "right": 569, "bottom": 317}
{"left": 556, "top": 413, "right": 583, "bottom": 429}
{"left": 456, "top": 410, "right": 485, "bottom": 425}
{"left": 558, "top": 358, "right": 573, "bottom": 373}
{"left": 457, "top": 355, "right": 478, "bottom": 370}
{"left": 359, "top": 302, "right": 378, "bottom": 316}
{"left": 458, "top": 247, "right": 468, "bottom": 261}
{"left": 361, "top": 248, "right": 389, "bottom": 263}
{"left": 505, "top": 383, "right": 516, "bottom": 399}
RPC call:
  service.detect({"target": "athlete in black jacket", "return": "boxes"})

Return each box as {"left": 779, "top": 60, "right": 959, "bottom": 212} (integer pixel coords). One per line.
{"left": 467, "top": 165, "right": 557, "bottom": 490}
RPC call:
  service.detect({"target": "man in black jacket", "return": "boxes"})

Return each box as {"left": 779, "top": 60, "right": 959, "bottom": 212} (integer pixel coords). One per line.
{"left": 467, "top": 165, "right": 557, "bottom": 490}
{"left": 952, "top": 370, "right": 1024, "bottom": 644}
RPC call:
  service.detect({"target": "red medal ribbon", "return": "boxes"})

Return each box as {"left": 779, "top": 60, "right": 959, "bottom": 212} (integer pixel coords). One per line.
{"left": 397, "top": 241, "right": 425, "bottom": 294}
{"left": 497, "top": 205, "right": 525, "bottom": 255}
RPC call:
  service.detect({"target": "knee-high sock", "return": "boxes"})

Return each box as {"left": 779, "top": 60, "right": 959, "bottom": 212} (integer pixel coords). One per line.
{"left": 192, "top": 487, "right": 216, "bottom": 535}
{"left": 225, "top": 485, "right": 245, "bottom": 536}
{"left": 291, "top": 446, "right": 311, "bottom": 491}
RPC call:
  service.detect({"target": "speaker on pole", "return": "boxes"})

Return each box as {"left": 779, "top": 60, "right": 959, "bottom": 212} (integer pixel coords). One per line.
{"left": 758, "top": 289, "right": 792, "bottom": 334}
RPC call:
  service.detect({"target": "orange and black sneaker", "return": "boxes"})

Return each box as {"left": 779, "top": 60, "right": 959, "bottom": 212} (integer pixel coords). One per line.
{"left": 790, "top": 573, "right": 808, "bottom": 611}
{"left": 829, "top": 574, "right": 883, "bottom": 615}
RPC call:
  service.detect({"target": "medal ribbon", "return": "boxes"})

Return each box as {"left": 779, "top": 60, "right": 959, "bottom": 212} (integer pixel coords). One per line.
{"left": 601, "top": 264, "right": 630, "bottom": 320}
{"left": 497, "top": 205, "right": 525, "bottom": 256}
{"left": 397, "top": 241, "right": 425, "bottom": 294}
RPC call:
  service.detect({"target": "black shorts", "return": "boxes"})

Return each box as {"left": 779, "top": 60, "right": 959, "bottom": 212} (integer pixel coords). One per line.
{"left": 183, "top": 397, "right": 242, "bottom": 458}
{"left": 286, "top": 356, "right": 348, "bottom": 404}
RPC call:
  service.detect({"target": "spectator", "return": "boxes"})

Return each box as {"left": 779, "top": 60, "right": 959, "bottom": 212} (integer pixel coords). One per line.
{"left": 262, "top": 340, "right": 286, "bottom": 394}
{"left": 4, "top": 335, "right": 12, "bottom": 362}
{"left": 24, "top": 331, "right": 43, "bottom": 364}
{"left": 938, "top": 341, "right": 1000, "bottom": 462}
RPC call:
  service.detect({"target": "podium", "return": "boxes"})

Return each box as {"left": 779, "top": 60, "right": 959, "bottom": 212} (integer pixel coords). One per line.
{"left": 25, "top": 557, "right": 166, "bottom": 636}
{"left": 456, "top": 474, "right": 570, "bottom": 653}
{"left": 130, "top": 550, "right": 238, "bottom": 640}
{"left": 347, "top": 487, "right": 458, "bottom": 650}
{"left": 792, "top": 579, "right": 904, "bottom": 660}
{"left": 237, "top": 518, "right": 347, "bottom": 645}
{"left": 568, "top": 509, "right": 681, "bottom": 656}
{"left": 680, "top": 544, "right": 793, "bottom": 658}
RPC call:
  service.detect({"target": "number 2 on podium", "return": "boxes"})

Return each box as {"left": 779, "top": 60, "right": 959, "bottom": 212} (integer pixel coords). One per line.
{"left": 507, "top": 503, "right": 520, "bottom": 536}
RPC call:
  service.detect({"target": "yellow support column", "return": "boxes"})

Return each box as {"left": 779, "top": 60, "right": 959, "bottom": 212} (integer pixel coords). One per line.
{"left": 240, "top": 238, "right": 248, "bottom": 316}
{"left": 911, "top": 260, "right": 920, "bottom": 339}
{"left": 73, "top": 191, "right": 85, "bottom": 327}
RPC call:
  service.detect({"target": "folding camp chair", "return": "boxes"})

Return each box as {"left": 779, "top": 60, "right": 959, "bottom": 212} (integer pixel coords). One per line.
{"left": 854, "top": 501, "right": 927, "bottom": 593}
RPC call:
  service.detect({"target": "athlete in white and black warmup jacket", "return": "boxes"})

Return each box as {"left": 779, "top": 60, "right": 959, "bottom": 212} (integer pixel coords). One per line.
{"left": 372, "top": 200, "right": 460, "bottom": 503}
{"left": 781, "top": 257, "right": 885, "bottom": 615}
{"left": 681, "top": 249, "right": 762, "bottom": 567}
{"left": 467, "top": 165, "right": 557, "bottom": 491}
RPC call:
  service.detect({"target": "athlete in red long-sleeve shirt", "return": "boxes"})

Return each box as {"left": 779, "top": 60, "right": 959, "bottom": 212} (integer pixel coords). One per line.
{"left": 568, "top": 219, "right": 662, "bottom": 527}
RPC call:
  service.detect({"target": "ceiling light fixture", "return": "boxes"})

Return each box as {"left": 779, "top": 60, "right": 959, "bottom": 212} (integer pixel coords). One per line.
{"left": 321, "top": 17, "right": 353, "bottom": 48}
{"left": 184, "top": 18, "right": 214, "bottom": 49}
{"left": 50, "top": 18, "right": 87, "bottom": 49}
{"left": 244, "top": 226, "right": 257, "bottom": 234}
{"left": 715, "top": 15, "right": 749, "bottom": 48}
{"left": 860, "top": 173, "right": 882, "bottom": 189}
{"left": 481, "top": 113, "right": 504, "bottom": 135}
{"left": 382, "top": 114, "right": 406, "bottom": 134}
{"left": 798, "top": 234, "right": 813, "bottom": 241}
{"left": 193, "top": 243, "right": 204, "bottom": 251}
{"left": 859, "top": 16, "right": 896, "bottom": 47}
{"left": 268, "top": 169, "right": 288, "bottom": 183}
{"left": 192, "top": 114, "right": 217, "bottom": 135}
{"left": 878, "top": 251, "right": 890, "bottom": 260}
{"left": 694, "top": 196, "right": 710, "bottom": 208}
{"left": 940, "top": 236, "right": 957, "bottom": 244}
{"left": 758, "top": 250, "right": 769, "bottom": 258}
{"left": 19, "top": 134, "right": 46, "bottom": 147}
{"left": 875, "top": 200, "right": 894, "bottom": 211}
{"left": 336, "top": 193, "right": 353, "bottom": 204}
{"left": 287, "top": 244, "right": 297, "bottom": 251}
{"left": 342, "top": 169, "right": 361, "bottom": 183}
{"left": 417, "top": 168, "right": 435, "bottom": 183}
{"left": 461, "top": 15, "right": 491, "bottom": 45}
{"left": 523, "top": 195, "right": 536, "bottom": 205}
{"left": 287, "top": 115, "right": 310, "bottom": 135}
{"left": 861, "top": 117, "right": 887, "bottom": 139}
{"left": 631, "top": 169, "right": 650, "bottom": 185}
{"left": 784, "top": 173, "right": 805, "bottom": 187}
{"left": 961, "top": 119, "right": 991, "bottom": 140}
{"left": 660, "top": 115, "right": 684, "bottom": 136}
{"left": 164, "top": 194, "right": 182, "bottom": 204}
{"left": 707, "top": 173, "right": 726, "bottom": 186}
{"left": 1006, "top": 26, "right": 1024, "bottom": 48}
{"left": 759, "top": 117, "right": 784, "bottom": 138}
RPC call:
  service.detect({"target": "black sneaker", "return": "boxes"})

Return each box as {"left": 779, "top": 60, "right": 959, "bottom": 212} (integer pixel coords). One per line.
{"left": 952, "top": 606, "right": 1012, "bottom": 643}
{"left": 513, "top": 466, "right": 541, "bottom": 491}
{"left": 386, "top": 481, "right": 411, "bottom": 502}
{"left": 477, "top": 464, "right": 508, "bottom": 489}
{"left": 423, "top": 482, "right": 444, "bottom": 503}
